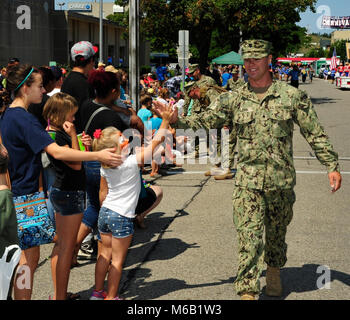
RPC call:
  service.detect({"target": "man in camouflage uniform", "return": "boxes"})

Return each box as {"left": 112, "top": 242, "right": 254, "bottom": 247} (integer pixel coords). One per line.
{"left": 187, "top": 83, "right": 236, "bottom": 179}
{"left": 224, "top": 68, "right": 246, "bottom": 92}
{"left": 167, "top": 40, "right": 342, "bottom": 300}
{"left": 183, "top": 64, "right": 217, "bottom": 116}
{"left": 187, "top": 83, "right": 224, "bottom": 112}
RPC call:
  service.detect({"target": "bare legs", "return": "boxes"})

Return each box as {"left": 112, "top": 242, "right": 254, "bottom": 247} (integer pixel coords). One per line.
{"left": 95, "top": 233, "right": 132, "bottom": 299}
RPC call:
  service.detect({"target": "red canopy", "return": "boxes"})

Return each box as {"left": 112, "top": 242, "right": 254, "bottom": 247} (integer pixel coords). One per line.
{"left": 276, "top": 57, "right": 335, "bottom": 64}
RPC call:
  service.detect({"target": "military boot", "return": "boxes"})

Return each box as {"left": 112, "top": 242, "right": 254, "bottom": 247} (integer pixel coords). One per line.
{"left": 266, "top": 266, "right": 282, "bottom": 297}
{"left": 204, "top": 165, "right": 224, "bottom": 176}
{"left": 214, "top": 169, "right": 234, "bottom": 180}
{"left": 240, "top": 292, "right": 256, "bottom": 300}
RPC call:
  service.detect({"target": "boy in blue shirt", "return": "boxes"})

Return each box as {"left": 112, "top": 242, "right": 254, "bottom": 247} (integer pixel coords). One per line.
{"left": 137, "top": 95, "right": 153, "bottom": 124}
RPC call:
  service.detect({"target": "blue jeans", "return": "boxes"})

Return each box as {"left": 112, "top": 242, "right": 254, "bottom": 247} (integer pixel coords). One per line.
{"left": 82, "top": 161, "right": 101, "bottom": 230}
{"left": 50, "top": 187, "right": 85, "bottom": 216}
{"left": 98, "top": 207, "right": 134, "bottom": 238}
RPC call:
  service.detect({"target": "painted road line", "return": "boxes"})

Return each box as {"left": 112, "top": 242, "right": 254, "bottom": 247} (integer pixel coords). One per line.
{"left": 164, "top": 170, "right": 350, "bottom": 175}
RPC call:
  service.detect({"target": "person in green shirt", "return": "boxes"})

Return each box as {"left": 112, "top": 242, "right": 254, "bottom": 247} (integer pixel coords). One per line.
{"left": 0, "top": 143, "right": 19, "bottom": 258}
{"left": 0, "top": 142, "right": 20, "bottom": 299}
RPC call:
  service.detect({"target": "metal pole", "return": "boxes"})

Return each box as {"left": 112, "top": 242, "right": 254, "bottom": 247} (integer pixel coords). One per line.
{"left": 99, "top": 0, "right": 103, "bottom": 62}
{"left": 182, "top": 31, "right": 185, "bottom": 91}
{"left": 129, "top": 0, "right": 140, "bottom": 111}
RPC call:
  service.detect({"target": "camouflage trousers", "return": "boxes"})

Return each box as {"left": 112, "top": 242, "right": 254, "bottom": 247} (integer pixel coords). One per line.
{"left": 210, "top": 129, "right": 235, "bottom": 170}
{"left": 232, "top": 186, "right": 296, "bottom": 295}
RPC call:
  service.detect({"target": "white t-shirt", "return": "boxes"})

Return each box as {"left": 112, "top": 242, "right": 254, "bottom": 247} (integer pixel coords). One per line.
{"left": 100, "top": 154, "right": 141, "bottom": 218}
{"left": 47, "top": 88, "right": 61, "bottom": 96}
{"left": 174, "top": 99, "right": 185, "bottom": 117}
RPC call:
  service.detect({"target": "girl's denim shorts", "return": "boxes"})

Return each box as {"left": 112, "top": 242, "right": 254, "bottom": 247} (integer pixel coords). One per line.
{"left": 49, "top": 187, "right": 85, "bottom": 216}
{"left": 98, "top": 207, "right": 134, "bottom": 239}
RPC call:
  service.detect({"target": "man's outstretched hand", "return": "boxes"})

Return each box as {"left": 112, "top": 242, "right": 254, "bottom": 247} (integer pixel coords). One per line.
{"left": 328, "top": 171, "right": 342, "bottom": 193}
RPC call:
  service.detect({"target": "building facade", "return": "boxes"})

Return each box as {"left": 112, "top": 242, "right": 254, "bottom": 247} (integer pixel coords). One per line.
{"left": 331, "top": 30, "right": 350, "bottom": 43}
{"left": 0, "top": 0, "right": 150, "bottom": 68}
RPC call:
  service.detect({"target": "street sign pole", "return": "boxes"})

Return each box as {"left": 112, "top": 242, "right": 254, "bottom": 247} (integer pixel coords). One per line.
{"left": 178, "top": 30, "right": 189, "bottom": 91}
{"left": 129, "top": 0, "right": 140, "bottom": 110}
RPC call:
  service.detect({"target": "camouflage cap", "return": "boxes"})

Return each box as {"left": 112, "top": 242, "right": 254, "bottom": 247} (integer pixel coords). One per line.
{"left": 241, "top": 40, "right": 272, "bottom": 59}
{"left": 184, "top": 81, "right": 195, "bottom": 93}
{"left": 187, "top": 64, "right": 199, "bottom": 74}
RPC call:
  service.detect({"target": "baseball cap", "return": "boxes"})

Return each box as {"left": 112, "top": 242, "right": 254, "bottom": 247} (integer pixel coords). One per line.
{"left": 71, "top": 41, "right": 98, "bottom": 62}
{"left": 8, "top": 57, "right": 20, "bottom": 64}
{"left": 241, "top": 40, "right": 272, "bottom": 59}
{"left": 187, "top": 64, "right": 199, "bottom": 74}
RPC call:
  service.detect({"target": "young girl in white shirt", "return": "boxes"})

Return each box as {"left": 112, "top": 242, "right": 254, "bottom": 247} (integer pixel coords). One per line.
{"left": 90, "top": 103, "right": 173, "bottom": 300}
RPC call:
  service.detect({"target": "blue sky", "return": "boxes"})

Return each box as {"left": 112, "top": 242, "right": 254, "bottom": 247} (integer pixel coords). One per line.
{"left": 298, "top": 0, "right": 350, "bottom": 34}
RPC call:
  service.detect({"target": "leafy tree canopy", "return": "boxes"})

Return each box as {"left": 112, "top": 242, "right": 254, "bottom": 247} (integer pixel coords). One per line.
{"left": 327, "top": 40, "right": 348, "bottom": 62}
{"left": 109, "top": 0, "right": 317, "bottom": 68}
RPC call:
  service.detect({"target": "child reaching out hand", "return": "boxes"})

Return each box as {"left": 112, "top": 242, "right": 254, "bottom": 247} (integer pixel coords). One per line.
{"left": 43, "top": 92, "right": 92, "bottom": 300}
{"left": 90, "top": 103, "right": 174, "bottom": 300}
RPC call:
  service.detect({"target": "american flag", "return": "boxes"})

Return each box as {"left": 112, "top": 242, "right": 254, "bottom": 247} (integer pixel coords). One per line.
{"left": 330, "top": 48, "right": 337, "bottom": 71}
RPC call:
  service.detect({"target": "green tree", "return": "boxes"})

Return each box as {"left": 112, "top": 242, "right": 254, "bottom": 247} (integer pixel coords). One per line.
{"left": 327, "top": 40, "right": 347, "bottom": 62}
{"left": 109, "top": 0, "right": 317, "bottom": 69}
{"left": 306, "top": 47, "right": 327, "bottom": 58}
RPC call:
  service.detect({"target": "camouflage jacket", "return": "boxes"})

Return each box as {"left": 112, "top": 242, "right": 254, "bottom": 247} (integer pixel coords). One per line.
{"left": 177, "top": 80, "right": 339, "bottom": 190}
{"left": 183, "top": 75, "right": 217, "bottom": 115}
{"left": 190, "top": 85, "right": 225, "bottom": 113}
{"left": 225, "top": 78, "right": 246, "bottom": 91}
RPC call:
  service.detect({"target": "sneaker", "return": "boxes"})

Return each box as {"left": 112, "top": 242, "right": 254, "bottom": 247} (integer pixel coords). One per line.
{"left": 104, "top": 295, "right": 124, "bottom": 300}
{"left": 77, "top": 242, "right": 97, "bottom": 261}
{"left": 90, "top": 290, "right": 107, "bottom": 300}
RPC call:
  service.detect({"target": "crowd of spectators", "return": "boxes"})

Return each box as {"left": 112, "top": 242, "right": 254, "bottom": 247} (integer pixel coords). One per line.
{"left": 0, "top": 45, "right": 251, "bottom": 300}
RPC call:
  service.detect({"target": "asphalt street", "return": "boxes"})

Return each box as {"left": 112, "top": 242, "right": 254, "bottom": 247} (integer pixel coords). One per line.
{"left": 30, "top": 77, "right": 350, "bottom": 301}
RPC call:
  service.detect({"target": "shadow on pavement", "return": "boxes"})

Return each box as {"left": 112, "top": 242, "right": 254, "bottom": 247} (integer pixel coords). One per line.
{"left": 259, "top": 263, "right": 350, "bottom": 300}
{"left": 311, "top": 97, "right": 340, "bottom": 105}
{"left": 126, "top": 237, "right": 200, "bottom": 268}
{"left": 121, "top": 268, "right": 236, "bottom": 300}
{"left": 76, "top": 262, "right": 350, "bottom": 300}
{"left": 78, "top": 271, "right": 235, "bottom": 300}
{"left": 131, "top": 211, "right": 189, "bottom": 247}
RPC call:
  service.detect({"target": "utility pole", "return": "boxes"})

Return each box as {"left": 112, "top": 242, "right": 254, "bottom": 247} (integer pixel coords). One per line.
{"left": 129, "top": 0, "right": 140, "bottom": 110}
{"left": 99, "top": 0, "right": 103, "bottom": 63}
